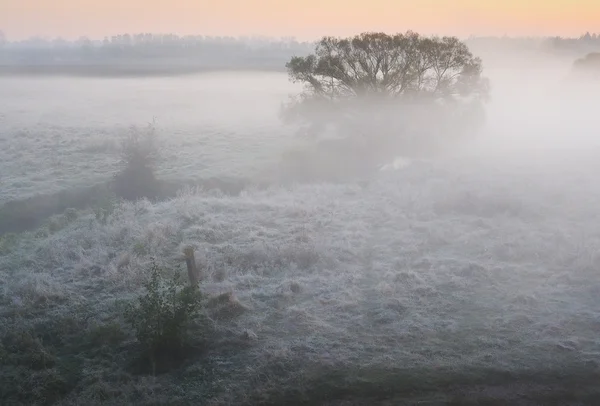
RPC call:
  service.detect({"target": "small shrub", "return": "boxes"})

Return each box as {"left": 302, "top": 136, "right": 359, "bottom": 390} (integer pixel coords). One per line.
{"left": 124, "top": 260, "right": 204, "bottom": 375}
{"left": 120, "top": 122, "right": 160, "bottom": 169}
{"left": 206, "top": 292, "right": 248, "bottom": 321}
{"left": 290, "top": 282, "right": 302, "bottom": 294}
{"left": 113, "top": 122, "right": 162, "bottom": 201}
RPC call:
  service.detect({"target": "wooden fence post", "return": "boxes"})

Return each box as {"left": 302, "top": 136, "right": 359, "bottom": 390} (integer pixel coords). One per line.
{"left": 183, "top": 247, "right": 200, "bottom": 286}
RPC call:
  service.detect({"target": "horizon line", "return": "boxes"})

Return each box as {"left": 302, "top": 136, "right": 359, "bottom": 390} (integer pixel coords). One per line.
{"left": 2, "top": 31, "right": 598, "bottom": 43}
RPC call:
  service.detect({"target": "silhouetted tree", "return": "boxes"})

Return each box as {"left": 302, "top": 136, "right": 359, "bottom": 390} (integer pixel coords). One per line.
{"left": 283, "top": 31, "right": 489, "bottom": 161}
{"left": 573, "top": 52, "right": 600, "bottom": 75}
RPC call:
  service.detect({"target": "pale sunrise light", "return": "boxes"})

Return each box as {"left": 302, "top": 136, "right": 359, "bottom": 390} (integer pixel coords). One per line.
{"left": 2, "top": 0, "right": 600, "bottom": 403}
{"left": 1, "top": 0, "right": 599, "bottom": 40}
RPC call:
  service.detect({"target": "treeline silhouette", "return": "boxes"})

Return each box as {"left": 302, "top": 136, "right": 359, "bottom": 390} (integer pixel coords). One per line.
{"left": 468, "top": 32, "right": 600, "bottom": 54}
{"left": 0, "top": 33, "right": 314, "bottom": 72}
{"left": 0, "top": 31, "right": 599, "bottom": 74}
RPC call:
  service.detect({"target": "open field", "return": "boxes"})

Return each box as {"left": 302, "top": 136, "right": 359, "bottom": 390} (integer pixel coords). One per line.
{"left": 3, "top": 149, "right": 600, "bottom": 404}
{"left": 2, "top": 56, "right": 600, "bottom": 404}
{"left": 0, "top": 72, "right": 300, "bottom": 204}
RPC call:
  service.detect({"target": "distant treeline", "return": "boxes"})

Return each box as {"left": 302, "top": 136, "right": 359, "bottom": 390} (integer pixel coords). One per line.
{"left": 467, "top": 32, "right": 600, "bottom": 54}
{"left": 0, "top": 33, "right": 314, "bottom": 72}
{"left": 0, "top": 31, "right": 599, "bottom": 74}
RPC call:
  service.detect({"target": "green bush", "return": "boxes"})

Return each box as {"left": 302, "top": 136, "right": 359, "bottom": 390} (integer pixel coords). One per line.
{"left": 124, "top": 260, "right": 203, "bottom": 375}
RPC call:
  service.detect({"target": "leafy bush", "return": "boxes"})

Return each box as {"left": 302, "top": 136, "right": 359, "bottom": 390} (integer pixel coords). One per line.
{"left": 124, "top": 260, "right": 204, "bottom": 375}
{"left": 113, "top": 122, "right": 162, "bottom": 201}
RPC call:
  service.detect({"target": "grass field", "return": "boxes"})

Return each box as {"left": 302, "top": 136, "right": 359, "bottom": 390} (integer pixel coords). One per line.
{"left": 2, "top": 65, "right": 600, "bottom": 405}
{"left": 0, "top": 72, "right": 299, "bottom": 204}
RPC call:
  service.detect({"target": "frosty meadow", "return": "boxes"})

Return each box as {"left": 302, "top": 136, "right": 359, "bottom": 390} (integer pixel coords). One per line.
{"left": 1, "top": 32, "right": 600, "bottom": 405}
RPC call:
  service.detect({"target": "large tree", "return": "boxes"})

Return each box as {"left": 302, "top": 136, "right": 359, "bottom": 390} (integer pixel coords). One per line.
{"left": 283, "top": 31, "right": 489, "bottom": 162}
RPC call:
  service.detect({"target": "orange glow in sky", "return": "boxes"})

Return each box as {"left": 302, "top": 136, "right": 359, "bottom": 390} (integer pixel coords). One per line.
{"left": 1, "top": 0, "right": 599, "bottom": 40}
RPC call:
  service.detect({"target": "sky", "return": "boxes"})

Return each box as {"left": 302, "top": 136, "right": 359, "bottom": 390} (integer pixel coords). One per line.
{"left": 1, "top": 0, "right": 599, "bottom": 41}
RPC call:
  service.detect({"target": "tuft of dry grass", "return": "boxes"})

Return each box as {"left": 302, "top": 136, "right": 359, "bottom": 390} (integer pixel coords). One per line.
{"left": 206, "top": 292, "right": 249, "bottom": 321}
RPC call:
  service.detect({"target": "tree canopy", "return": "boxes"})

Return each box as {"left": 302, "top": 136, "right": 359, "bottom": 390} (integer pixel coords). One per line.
{"left": 283, "top": 31, "right": 489, "bottom": 161}
{"left": 287, "top": 31, "right": 488, "bottom": 101}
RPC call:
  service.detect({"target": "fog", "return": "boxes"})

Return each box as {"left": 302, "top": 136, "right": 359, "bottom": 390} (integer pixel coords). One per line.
{"left": 479, "top": 54, "right": 600, "bottom": 153}
{"left": 1, "top": 42, "right": 600, "bottom": 404}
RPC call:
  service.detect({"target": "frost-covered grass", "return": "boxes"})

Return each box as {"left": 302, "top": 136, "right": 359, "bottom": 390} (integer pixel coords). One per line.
{"left": 0, "top": 73, "right": 300, "bottom": 204}
{"left": 2, "top": 68, "right": 599, "bottom": 206}
{"left": 2, "top": 150, "right": 600, "bottom": 404}
{"left": 3, "top": 65, "right": 600, "bottom": 404}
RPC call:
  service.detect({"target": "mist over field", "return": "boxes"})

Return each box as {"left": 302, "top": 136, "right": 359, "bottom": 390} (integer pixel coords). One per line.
{"left": 1, "top": 33, "right": 600, "bottom": 405}
{"left": 0, "top": 72, "right": 300, "bottom": 203}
